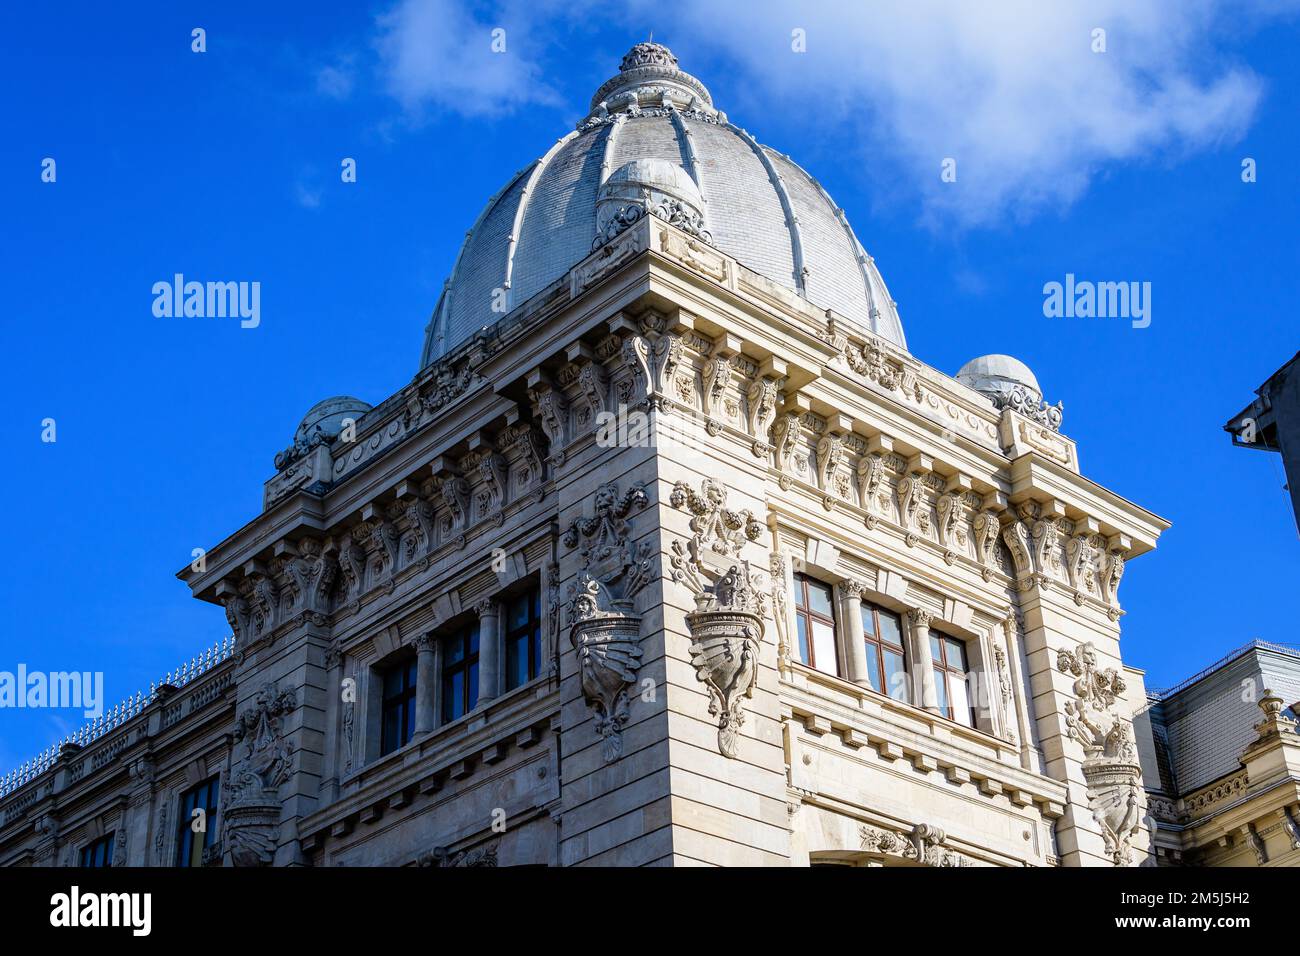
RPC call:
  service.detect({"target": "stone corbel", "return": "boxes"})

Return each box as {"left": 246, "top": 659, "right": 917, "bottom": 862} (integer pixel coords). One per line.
{"left": 1001, "top": 507, "right": 1035, "bottom": 591}
{"left": 430, "top": 456, "right": 470, "bottom": 538}
{"left": 896, "top": 453, "right": 933, "bottom": 547}
{"left": 526, "top": 371, "right": 568, "bottom": 456}
{"left": 650, "top": 333, "right": 685, "bottom": 402}
{"left": 609, "top": 315, "right": 653, "bottom": 406}
{"left": 936, "top": 474, "right": 972, "bottom": 562}
{"left": 1101, "top": 533, "right": 1130, "bottom": 611}
{"left": 746, "top": 377, "right": 780, "bottom": 457}
{"left": 972, "top": 492, "right": 1007, "bottom": 581}
{"left": 857, "top": 434, "right": 894, "bottom": 528}
{"left": 564, "top": 342, "right": 607, "bottom": 432}
{"left": 816, "top": 413, "right": 851, "bottom": 501}
{"left": 242, "top": 559, "right": 280, "bottom": 637}
{"left": 701, "top": 336, "right": 739, "bottom": 423}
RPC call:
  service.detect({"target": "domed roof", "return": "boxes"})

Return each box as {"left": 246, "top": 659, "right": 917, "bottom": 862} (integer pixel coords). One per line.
{"left": 420, "top": 41, "right": 906, "bottom": 364}
{"left": 955, "top": 354, "right": 1042, "bottom": 399}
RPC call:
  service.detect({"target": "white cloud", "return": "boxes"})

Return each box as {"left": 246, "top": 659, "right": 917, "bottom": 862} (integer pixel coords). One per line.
{"left": 375, "top": 0, "right": 564, "bottom": 118}
{"left": 316, "top": 57, "right": 357, "bottom": 100}
{"left": 371, "top": 0, "right": 1297, "bottom": 226}
{"left": 633, "top": 0, "right": 1287, "bottom": 228}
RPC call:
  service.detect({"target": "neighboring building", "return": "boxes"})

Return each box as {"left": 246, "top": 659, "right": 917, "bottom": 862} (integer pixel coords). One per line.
{"left": 1226, "top": 350, "right": 1300, "bottom": 534}
{"left": 1136, "top": 641, "right": 1300, "bottom": 866}
{"left": 0, "top": 43, "right": 1173, "bottom": 868}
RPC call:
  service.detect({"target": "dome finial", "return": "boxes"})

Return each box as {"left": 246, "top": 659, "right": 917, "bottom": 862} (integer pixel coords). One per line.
{"left": 619, "top": 40, "right": 678, "bottom": 73}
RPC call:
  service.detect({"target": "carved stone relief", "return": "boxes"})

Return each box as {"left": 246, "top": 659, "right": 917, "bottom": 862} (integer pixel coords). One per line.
{"left": 563, "top": 482, "right": 653, "bottom": 763}
{"left": 669, "top": 479, "right": 768, "bottom": 757}
{"left": 1057, "top": 641, "right": 1142, "bottom": 865}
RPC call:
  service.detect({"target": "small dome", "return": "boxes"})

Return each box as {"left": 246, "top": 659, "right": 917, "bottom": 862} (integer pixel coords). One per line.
{"left": 956, "top": 354, "right": 1042, "bottom": 402}
{"left": 274, "top": 396, "right": 373, "bottom": 471}
{"left": 421, "top": 41, "right": 906, "bottom": 364}
{"left": 293, "top": 396, "right": 372, "bottom": 447}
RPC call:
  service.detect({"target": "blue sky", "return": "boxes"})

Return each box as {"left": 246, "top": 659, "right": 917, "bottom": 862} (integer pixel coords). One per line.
{"left": 2, "top": 0, "right": 1298, "bottom": 773}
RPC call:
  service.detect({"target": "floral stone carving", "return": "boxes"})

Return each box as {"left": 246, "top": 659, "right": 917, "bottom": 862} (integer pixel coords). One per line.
{"left": 563, "top": 482, "right": 653, "bottom": 763}
{"left": 669, "top": 479, "right": 767, "bottom": 758}
{"left": 223, "top": 683, "right": 296, "bottom": 866}
{"left": 1057, "top": 641, "right": 1142, "bottom": 865}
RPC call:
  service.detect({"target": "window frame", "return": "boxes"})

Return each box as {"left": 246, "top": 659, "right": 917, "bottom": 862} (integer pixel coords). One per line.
{"left": 929, "top": 629, "right": 977, "bottom": 727}
{"left": 793, "top": 573, "right": 840, "bottom": 675}
{"left": 379, "top": 655, "right": 419, "bottom": 756}
{"left": 859, "top": 601, "right": 910, "bottom": 703}
{"left": 504, "top": 586, "right": 543, "bottom": 691}
{"left": 80, "top": 832, "right": 114, "bottom": 868}
{"left": 175, "top": 776, "right": 220, "bottom": 868}
{"left": 440, "top": 621, "right": 481, "bottom": 725}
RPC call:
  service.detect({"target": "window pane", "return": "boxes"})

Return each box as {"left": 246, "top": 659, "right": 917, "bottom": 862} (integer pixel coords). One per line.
{"left": 946, "top": 637, "right": 968, "bottom": 670}
{"left": 860, "top": 604, "right": 877, "bottom": 636}
{"left": 467, "top": 662, "right": 479, "bottom": 711}
{"left": 446, "top": 671, "right": 464, "bottom": 721}
{"left": 883, "top": 649, "right": 908, "bottom": 703}
{"left": 812, "top": 621, "right": 838, "bottom": 675}
{"left": 506, "top": 635, "right": 526, "bottom": 690}
{"left": 807, "top": 580, "right": 833, "bottom": 617}
{"left": 877, "top": 610, "right": 903, "bottom": 648}
{"left": 865, "top": 647, "right": 883, "bottom": 693}
{"left": 468, "top": 624, "right": 480, "bottom": 655}
{"left": 445, "top": 635, "right": 465, "bottom": 665}
{"left": 796, "top": 615, "right": 810, "bottom": 665}
{"left": 530, "top": 628, "right": 542, "bottom": 681}
{"left": 794, "top": 575, "right": 809, "bottom": 611}
{"left": 933, "top": 667, "right": 949, "bottom": 714}
{"left": 929, "top": 632, "right": 943, "bottom": 662}
{"left": 383, "top": 666, "right": 404, "bottom": 698}
{"left": 509, "top": 593, "right": 529, "bottom": 630}
{"left": 949, "top": 671, "right": 973, "bottom": 727}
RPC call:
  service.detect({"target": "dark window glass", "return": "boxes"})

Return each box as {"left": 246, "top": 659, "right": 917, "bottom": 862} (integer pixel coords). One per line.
{"left": 80, "top": 833, "right": 114, "bottom": 868}
{"left": 929, "top": 630, "right": 976, "bottom": 727}
{"left": 441, "top": 622, "right": 481, "bottom": 723}
{"left": 793, "top": 573, "right": 839, "bottom": 675}
{"left": 380, "top": 657, "right": 418, "bottom": 756}
{"left": 860, "top": 603, "right": 909, "bottom": 703}
{"left": 176, "top": 776, "right": 220, "bottom": 867}
{"left": 504, "top": 587, "right": 542, "bottom": 690}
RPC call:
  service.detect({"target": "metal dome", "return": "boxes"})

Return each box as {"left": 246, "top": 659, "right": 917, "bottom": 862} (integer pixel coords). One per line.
{"left": 420, "top": 41, "right": 906, "bottom": 364}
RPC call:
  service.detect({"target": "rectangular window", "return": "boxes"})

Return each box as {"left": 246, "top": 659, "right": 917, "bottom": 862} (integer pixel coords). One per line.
{"left": 930, "top": 631, "right": 976, "bottom": 727}
{"left": 176, "top": 776, "right": 220, "bottom": 868}
{"left": 441, "top": 622, "right": 480, "bottom": 724}
{"left": 80, "top": 833, "right": 114, "bottom": 868}
{"left": 380, "top": 657, "right": 419, "bottom": 755}
{"left": 793, "top": 573, "right": 839, "bottom": 676}
{"left": 860, "top": 602, "right": 910, "bottom": 703}
{"left": 504, "top": 587, "right": 542, "bottom": 691}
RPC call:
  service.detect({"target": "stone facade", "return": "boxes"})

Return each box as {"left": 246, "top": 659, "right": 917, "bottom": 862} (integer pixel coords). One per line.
{"left": 0, "top": 44, "right": 1176, "bottom": 868}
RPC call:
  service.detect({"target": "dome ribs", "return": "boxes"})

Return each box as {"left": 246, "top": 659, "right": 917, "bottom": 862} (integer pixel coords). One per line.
{"left": 505, "top": 132, "right": 578, "bottom": 312}
{"left": 421, "top": 162, "right": 535, "bottom": 367}
{"left": 726, "top": 122, "right": 806, "bottom": 295}
{"left": 668, "top": 108, "right": 711, "bottom": 236}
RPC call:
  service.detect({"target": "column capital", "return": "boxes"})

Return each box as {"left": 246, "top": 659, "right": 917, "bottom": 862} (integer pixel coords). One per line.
{"left": 413, "top": 633, "right": 436, "bottom": 654}
{"left": 475, "top": 597, "right": 498, "bottom": 619}
{"left": 839, "top": 578, "right": 866, "bottom": 600}
{"left": 908, "top": 607, "right": 935, "bottom": 631}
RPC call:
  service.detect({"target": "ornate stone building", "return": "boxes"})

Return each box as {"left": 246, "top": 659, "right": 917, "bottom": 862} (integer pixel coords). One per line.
{"left": 0, "top": 43, "right": 1174, "bottom": 868}
{"left": 1137, "top": 640, "right": 1300, "bottom": 867}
